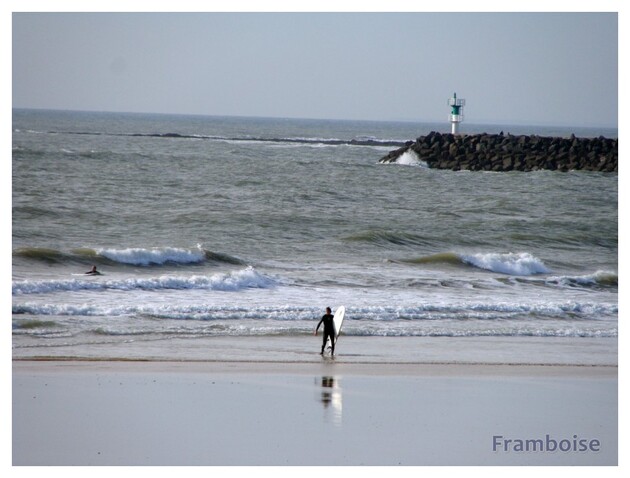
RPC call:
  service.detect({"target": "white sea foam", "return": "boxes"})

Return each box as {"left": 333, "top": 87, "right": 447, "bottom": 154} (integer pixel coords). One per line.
{"left": 460, "top": 252, "right": 550, "bottom": 276}
{"left": 13, "top": 312, "right": 617, "bottom": 339}
{"left": 14, "top": 301, "right": 617, "bottom": 322}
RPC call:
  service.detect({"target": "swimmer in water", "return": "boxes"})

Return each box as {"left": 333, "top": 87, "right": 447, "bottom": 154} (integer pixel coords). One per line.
{"left": 85, "top": 265, "right": 102, "bottom": 275}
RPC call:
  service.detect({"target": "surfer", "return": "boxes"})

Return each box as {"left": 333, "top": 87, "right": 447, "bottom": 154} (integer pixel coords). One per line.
{"left": 85, "top": 265, "right": 101, "bottom": 276}
{"left": 315, "top": 307, "right": 336, "bottom": 356}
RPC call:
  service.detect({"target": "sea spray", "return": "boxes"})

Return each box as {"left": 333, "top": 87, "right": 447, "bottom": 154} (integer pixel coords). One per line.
{"left": 390, "top": 149, "right": 428, "bottom": 167}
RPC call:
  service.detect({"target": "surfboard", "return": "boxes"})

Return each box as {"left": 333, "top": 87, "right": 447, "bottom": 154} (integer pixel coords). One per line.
{"left": 325, "top": 306, "right": 345, "bottom": 353}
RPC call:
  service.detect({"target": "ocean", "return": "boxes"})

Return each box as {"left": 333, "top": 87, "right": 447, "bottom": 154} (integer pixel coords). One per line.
{"left": 12, "top": 109, "right": 618, "bottom": 364}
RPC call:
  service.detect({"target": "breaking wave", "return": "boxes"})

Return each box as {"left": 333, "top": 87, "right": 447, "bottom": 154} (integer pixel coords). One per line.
{"left": 97, "top": 247, "right": 204, "bottom": 266}
{"left": 12, "top": 267, "right": 274, "bottom": 295}
{"left": 406, "top": 251, "right": 550, "bottom": 276}
{"left": 460, "top": 252, "right": 550, "bottom": 275}
{"left": 545, "top": 270, "right": 618, "bottom": 288}
{"left": 406, "top": 252, "right": 617, "bottom": 288}
{"left": 13, "top": 246, "right": 245, "bottom": 267}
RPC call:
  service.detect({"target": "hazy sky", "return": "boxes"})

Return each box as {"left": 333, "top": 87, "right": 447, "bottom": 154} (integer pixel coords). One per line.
{"left": 12, "top": 12, "right": 618, "bottom": 127}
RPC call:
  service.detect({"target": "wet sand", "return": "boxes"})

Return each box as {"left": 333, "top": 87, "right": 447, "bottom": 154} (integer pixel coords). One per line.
{"left": 12, "top": 359, "right": 617, "bottom": 465}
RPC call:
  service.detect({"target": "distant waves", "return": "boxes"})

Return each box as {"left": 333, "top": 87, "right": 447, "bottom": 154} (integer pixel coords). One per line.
{"left": 42, "top": 129, "right": 409, "bottom": 148}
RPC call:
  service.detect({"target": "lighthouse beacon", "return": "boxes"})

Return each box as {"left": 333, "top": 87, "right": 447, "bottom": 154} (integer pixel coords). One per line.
{"left": 448, "top": 92, "right": 465, "bottom": 134}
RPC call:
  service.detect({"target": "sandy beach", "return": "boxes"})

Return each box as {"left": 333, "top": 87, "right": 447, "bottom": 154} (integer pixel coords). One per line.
{"left": 13, "top": 356, "right": 617, "bottom": 466}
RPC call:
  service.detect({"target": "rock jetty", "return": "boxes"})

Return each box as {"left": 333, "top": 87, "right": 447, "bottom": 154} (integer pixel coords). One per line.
{"left": 379, "top": 132, "right": 617, "bottom": 172}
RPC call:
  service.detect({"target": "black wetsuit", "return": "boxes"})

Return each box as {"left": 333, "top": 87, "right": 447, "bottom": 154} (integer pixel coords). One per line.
{"left": 316, "top": 313, "right": 336, "bottom": 354}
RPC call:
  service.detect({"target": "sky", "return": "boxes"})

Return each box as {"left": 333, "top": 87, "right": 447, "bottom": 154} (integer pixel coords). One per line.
{"left": 11, "top": 10, "right": 619, "bottom": 127}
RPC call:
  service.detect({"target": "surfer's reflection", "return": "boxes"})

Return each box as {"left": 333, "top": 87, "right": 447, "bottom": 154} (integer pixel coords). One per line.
{"left": 319, "top": 376, "right": 343, "bottom": 426}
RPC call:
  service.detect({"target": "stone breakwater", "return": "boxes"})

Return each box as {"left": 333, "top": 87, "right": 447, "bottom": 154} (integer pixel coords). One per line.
{"left": 379, "top": 132, "right": 618, "bottom": 172}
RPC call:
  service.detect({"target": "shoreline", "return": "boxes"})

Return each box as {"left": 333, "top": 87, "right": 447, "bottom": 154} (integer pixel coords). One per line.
{"left": 11, "top": 335, "right": 619, "bottom": 367}
{"left": 12, "top": 357, "right": 618, "bottom": 377}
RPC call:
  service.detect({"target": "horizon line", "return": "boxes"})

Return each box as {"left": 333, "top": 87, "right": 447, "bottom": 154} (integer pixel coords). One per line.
{"left": 11, "top": 107, "right": 619, "bottom": 131}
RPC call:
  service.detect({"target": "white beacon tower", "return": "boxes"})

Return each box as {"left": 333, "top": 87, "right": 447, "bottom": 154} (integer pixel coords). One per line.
{"left": 448, "top": 92, "right": 465, "bottom": 134}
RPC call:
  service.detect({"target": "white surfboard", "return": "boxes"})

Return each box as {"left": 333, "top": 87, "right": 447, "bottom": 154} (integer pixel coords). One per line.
{"left": 325, "top": 306, "right": 345, "bottom": 353}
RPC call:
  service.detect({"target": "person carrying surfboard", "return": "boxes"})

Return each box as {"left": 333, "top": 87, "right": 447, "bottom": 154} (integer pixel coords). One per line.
{"left": 315, "top": 307, "right": 336, "bottom": 356}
